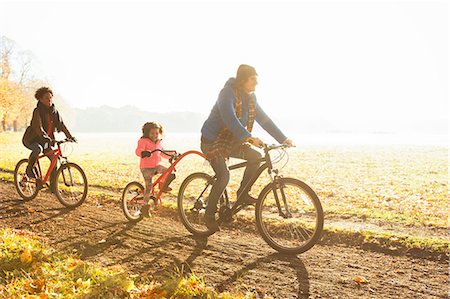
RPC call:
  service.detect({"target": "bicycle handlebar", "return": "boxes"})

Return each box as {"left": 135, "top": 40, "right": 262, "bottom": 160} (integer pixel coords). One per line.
{"left": 55, "top": 138, "right": 77, "bottom": 145}
{"left": 149, "top": 149, "right": 178, "bottom": 157}
{"left": 263, "top": 143, "right": 295, "bottom": 151}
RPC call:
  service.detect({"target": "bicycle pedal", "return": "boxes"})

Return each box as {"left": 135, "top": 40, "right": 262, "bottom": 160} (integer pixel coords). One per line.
{"left": 36, "top": 180, "right": 43, "bottom": 190}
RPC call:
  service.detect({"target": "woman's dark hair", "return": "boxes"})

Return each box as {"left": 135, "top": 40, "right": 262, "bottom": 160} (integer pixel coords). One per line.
{"left": 142, "top": 122, "right": 164, "bottom": 138}
{"left": 235, "top": 64, "right": 257, "bottom": 88}
{"left": 34, "top": 87, "right": 53, "bottom": 100}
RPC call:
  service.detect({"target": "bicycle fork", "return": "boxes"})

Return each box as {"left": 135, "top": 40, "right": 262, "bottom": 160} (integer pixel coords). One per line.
{"left": 271, "top": 177, "right": 293, "bottom": 219}
{"left": 60, "top": 160, "right": 74, "bottom": 187}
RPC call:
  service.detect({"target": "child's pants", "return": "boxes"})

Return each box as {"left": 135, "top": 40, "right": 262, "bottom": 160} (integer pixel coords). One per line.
{"left": 141, "top": 165, "right": 167, "bottom": 204}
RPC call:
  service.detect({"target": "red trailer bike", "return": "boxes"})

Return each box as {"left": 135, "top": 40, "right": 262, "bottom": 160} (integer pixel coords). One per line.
{"left": 121, "top": 149, "right": 205, "bottom": 222}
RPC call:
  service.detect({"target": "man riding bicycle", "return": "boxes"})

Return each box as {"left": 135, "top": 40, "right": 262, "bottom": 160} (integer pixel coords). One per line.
{"left": 200, "top": 64, "right": 293, "bottom": 231}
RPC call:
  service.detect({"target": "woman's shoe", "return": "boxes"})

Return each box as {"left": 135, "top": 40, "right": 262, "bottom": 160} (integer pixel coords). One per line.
{"left": 140, "top": 205, "right": 152, "bottom": 218}
{"left": 204, "top": 215, "right": 220, "bottom": 232}
{"left": 238, "top": 193, "right": 258, "bottom": 206}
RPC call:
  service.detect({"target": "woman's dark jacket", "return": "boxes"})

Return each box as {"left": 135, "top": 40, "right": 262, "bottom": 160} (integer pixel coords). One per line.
{"left": 22, "top": 102, "right": 72, "bottom": 145}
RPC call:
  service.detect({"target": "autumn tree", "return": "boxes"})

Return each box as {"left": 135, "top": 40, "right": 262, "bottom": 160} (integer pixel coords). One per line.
{"left": 0, "top": 36, "right": 48, "bottom": 132}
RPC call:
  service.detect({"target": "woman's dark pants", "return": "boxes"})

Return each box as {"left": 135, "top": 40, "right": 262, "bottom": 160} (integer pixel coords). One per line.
{"left": 23, "top": 140, "right": 56, "bottom": 183}
{"left": 200, "top": 141, "right": 262, "bottom": 218}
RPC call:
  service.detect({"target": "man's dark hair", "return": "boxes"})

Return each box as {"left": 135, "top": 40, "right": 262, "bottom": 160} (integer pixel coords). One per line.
{"left": 34, "top": 87, "right": 53, "bottom": 100}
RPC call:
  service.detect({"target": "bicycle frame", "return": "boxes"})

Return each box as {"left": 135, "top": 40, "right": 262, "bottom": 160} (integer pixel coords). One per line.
{"left": 34, "top": 145, "right": 63, "bottom": 185}
{"left": 153, "top": 150, "right": 206, "bottom": 199}
{"left": 216, "top": 147, "right": 278, "bottom": 216}
{"left": 133, "top": 150, "right": 206, "bottom": 204}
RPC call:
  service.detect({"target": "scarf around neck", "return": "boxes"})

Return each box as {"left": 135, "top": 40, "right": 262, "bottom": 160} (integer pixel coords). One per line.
{"left": 206, "top": 89, "right": 256, "bottom": 160}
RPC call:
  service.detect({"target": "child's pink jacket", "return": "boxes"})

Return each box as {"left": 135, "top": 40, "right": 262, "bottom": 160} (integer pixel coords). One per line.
{"left": 135, "top": 138, "right": 168, "bottom": 169}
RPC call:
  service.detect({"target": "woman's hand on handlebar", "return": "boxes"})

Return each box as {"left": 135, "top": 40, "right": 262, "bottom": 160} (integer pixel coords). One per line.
{"left": 283, "top": 138, "right": 294, "bottom": 147}
{"left": 246, "top": 136, "right": 264, "bottom": 148}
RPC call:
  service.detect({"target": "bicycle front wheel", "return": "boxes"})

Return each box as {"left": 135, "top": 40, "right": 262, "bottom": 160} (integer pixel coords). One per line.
{"left": 14, "top": 159, "right": 39, "bottom": 201}
{"left": 121, "top": 181, "right": 145, "bottom": 222}
{"left": 178, "top": 172, "right": 215, "bottom": 237}
{"left": 256, "top": 177, "right": 324, "bottom": 254}
{"left": 55, "top": 162, "right": 88, "bottom": 207}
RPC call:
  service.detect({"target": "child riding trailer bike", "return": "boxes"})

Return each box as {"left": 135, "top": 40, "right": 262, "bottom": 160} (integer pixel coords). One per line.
{"left": 121, "top": 148, "right": 205, "bottom": 222}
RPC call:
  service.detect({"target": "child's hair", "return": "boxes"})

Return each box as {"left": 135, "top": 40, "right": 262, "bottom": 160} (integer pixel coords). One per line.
{"left": 35, "top": 87, "right": 53, "bottom": 100}
{"left": 142, "top": 122, "right": 164, "bottom": 138}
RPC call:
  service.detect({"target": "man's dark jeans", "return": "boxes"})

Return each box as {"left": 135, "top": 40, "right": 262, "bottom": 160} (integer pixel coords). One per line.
{"left": 200, "top": 140, "right": 262, "bottom": 217}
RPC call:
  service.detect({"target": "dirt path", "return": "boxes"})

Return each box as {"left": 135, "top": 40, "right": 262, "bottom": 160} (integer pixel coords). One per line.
{"left": 0, "top": 181, "right": 447, "bottom": 298}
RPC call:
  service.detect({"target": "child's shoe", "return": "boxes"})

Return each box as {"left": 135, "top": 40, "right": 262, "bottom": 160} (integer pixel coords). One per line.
{"left": 140, "top": 204, "right": 152, "bottom": 218}
{"left": 162, "top": 173, "right": 176, "bottom": 192}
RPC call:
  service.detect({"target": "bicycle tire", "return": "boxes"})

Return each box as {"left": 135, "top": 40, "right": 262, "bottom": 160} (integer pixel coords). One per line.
{"left": 177, "top": 172, "right": 215, "bottom": 237}
{"left": 256, "top": 177, "right": 324, "bottom": 254}
{"left": 54, "top": 162, "right": 88, "bottom": 207}
{"left": 121, "top": 181, "right": 145, "bottom": 222}
{"left": 13, "top": 159, "right": 39, "bottom": 201}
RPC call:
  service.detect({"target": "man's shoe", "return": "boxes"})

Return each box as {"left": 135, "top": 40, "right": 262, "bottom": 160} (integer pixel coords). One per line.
{"left": 140, "top": 205, "right": 152, "bottom": 218}
{"left": 239, "top": 193, "right": 258, "bottom": 206}
{"left": 204, "top": 215, "right": 220, "bottom": 232}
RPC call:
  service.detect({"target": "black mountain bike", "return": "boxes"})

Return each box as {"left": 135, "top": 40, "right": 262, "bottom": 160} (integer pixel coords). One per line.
{"left": 178, "top": 144, "right": 324, "bottom": 254}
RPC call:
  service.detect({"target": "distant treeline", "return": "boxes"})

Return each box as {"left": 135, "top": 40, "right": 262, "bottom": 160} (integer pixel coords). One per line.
{"left": 72, "top": 105, "right": 205, "bottom": 133}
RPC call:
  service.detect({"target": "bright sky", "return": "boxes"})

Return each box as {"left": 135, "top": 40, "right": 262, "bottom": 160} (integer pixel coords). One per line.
{"left": 0, "top": 0, "right": 448, "bottom": 131}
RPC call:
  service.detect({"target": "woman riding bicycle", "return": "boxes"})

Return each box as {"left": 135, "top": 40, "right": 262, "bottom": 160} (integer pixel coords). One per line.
{"left": 22, "top": 87, "right": 75, "bottom": 186}
{"left": 200, "top": 64, "right": 293, "bottom": 231}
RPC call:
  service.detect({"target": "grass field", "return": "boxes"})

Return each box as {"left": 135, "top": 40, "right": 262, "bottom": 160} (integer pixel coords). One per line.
{"left": 0, "top": 132, "right": 448, "bottom": 231}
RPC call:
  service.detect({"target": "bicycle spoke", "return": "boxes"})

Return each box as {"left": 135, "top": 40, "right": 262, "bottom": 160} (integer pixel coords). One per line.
{"left": 122, "top": 182, "right": 144, "bottom": 222}
{"left": 14, "top": 159, "right": 39, "bottom": 201}
{"left": 56, "top": 163, "right": 87, "bottom": 207}
{"left": 178, "top": 172, "right": 214, "bottom": 236}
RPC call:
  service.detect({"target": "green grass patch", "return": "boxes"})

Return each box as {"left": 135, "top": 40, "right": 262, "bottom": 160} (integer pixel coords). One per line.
{"left": 324, "top": 206, "right": 448, "bottom": 229}
{"left": 323, "top": 225, "right": 449, "bottom": 258}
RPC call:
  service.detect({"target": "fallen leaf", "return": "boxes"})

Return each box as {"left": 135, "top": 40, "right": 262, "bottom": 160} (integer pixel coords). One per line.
{"left": 20, "top": 246, "right": 33, "bottom": 264}
{"left": 353, "top": 276, "right": 368, "bottom": 284}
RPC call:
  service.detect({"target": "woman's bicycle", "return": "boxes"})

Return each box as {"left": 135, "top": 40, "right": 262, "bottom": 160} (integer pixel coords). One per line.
{"left": 177, "top": 144, "right": 324, "bottom": 254}
{"left": 14, "top": 139, "right": 88, "bottom": 208}
{"left": 121, "top": 149, "right": 205, "bottom": 222}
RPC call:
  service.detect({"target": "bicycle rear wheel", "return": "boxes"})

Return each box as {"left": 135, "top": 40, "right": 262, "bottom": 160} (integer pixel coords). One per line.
{"left": 55, "top": 162, "right": 88, "bottom": 207}
{"left": 121, "top": 181, "right": 145, "bottom": 222}
{"left": 13, "top": 159, "right": 39, "bottom": 201}
{"left": 256, "top": 177, "right": 324, "bottom": 254}
{"left": 177, "top": 172, "right": 215, "bottom": 236}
